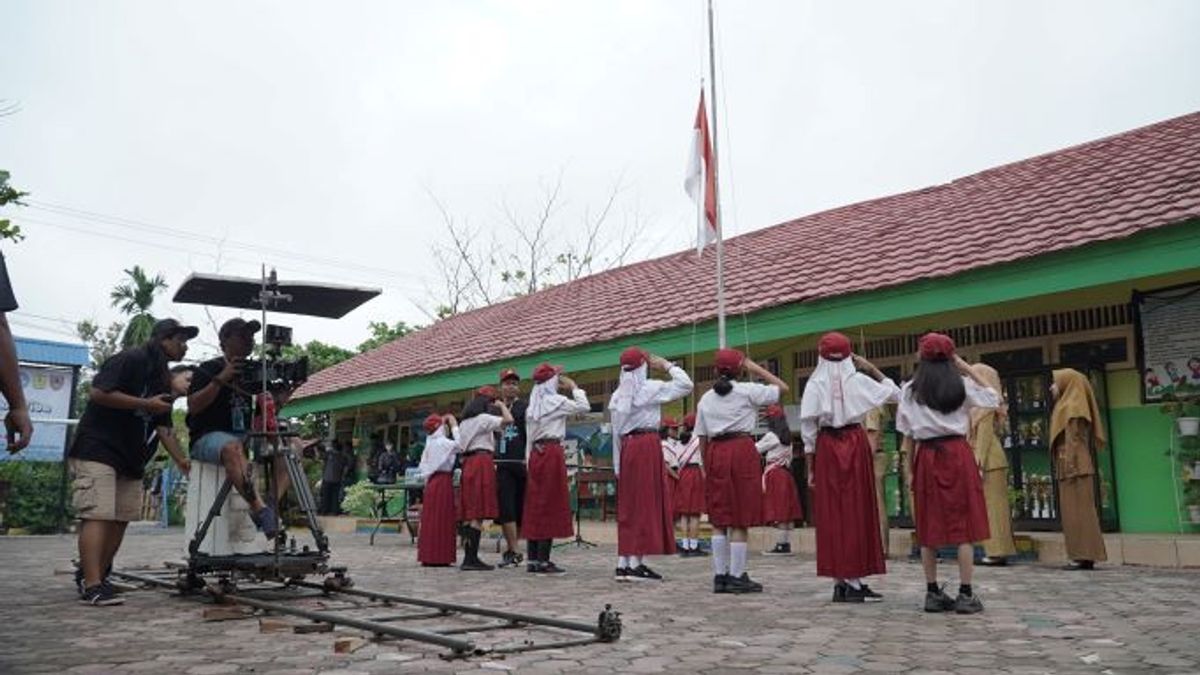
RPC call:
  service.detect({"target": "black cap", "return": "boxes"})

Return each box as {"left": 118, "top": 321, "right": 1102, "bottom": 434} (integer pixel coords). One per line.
{"left": 218, "top": 317, "right": 262, "bottom": 341}
{"left": 151, "top": 318, "right": 200, "bottom": 341}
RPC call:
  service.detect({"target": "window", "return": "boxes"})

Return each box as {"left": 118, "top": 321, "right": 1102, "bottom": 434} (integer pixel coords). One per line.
{"left": 1059, "top": 337, "right": 1128, "bottom": 367}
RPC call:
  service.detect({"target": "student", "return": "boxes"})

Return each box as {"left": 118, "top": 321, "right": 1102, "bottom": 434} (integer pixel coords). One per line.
{"left": 523, "top": 363, "right": 590, "bottom": 574}
{"left": 799, "top": 332, "right": 899, "bottom": 602}
{"left": 1050, "top": 368, "right": 1108, "bottom": 571}
{"left": 456, "top": 385, "right": 514, "bottom": 571}
{"left": 609, "top": 348, "right": 693, "bottom": 582}
{"left": 896, "top": 333, "right": 999, "bottom": 614}
{"left": 672, "top": 413, "right": 706, "bottom": 557}
{"left": 758, "top": 404, "right": 802, "bottom": 555}
{"left": 969, "top": 364, "right": 1017, "bottom": 566}
{"left": 696, "top": 348, "right": 789, "bottom": 594}
{"left": 417, "top": 413, "right": 459, "bottom": 567}
{"left": 494, "top": 368, "right": 528, "bottom": 568}
{"left": 659, "top": 414, "right": 681, "bottom": 546}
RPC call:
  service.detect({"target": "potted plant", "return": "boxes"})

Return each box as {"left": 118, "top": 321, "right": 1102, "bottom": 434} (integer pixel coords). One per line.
{"left": 1160, "top": 395, "right": 1200, "bottom": 437}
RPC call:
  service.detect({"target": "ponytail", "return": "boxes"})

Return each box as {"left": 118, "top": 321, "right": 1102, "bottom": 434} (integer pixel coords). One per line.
{"left": 713, "top": 372, "right": 734, "bottom": 396}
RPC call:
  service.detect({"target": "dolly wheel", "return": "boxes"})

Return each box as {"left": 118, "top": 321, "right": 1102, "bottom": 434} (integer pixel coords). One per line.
{"left": 597, "top": 604, "right": 622, "bottom": 642}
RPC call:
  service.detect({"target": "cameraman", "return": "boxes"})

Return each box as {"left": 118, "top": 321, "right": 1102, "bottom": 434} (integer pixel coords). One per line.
{"left": 187, "top": 318, "right": 288, "bottom": 538}
{"left": 69, "top": 318, "right": 197, "bottom": 606}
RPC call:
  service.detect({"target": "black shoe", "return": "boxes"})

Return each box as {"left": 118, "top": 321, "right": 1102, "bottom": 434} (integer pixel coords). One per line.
{"left": 735, "top": 573, "right": 764, "bottom": 593}
{"left": 832, "top": 582, "right": 849, "bottom": 603}
{"left": 80, "top": 583, "right": 124, "bottom": 606}
{"left": 1063, "top": 560, "right": 1095, "bottom": 571}
{"left": 678, "top": 548, "right": 693, "bottom": 558}
{"left": 539, "top": 562, "right": 567, "bottom": 575}
{"left": 498, "top": 551, "right": 519, "bottom": 568}
{"left": 526, "top": 562, "right": 543, "bottom": 574}
{"left": 692, "top": 547, "right": 709, "bottom": 557}
{"left": 843, "top": 584, "right": 880, "bottom": 603}
{"left": 629, "top": 565, "right": 663, "bottom": 582}
{"left": 858, "top": 584, "right": 883, "bottom": 602}
{"left": 924, "top": 588, "right": 956, "bottom": 613}
{"left": 74, "top": 567, "right": 85, "bottom": 597}
{"left": 764, "top": 543, "right": 791, "bottom": 556}
{"left": 955, "top": 593, "right": 984, "bottom": 614}
{"left": 713, "top": 574, "right": 733, "bottom": 594}
{"left": 979, "top": 556, "right": 1009, "bottom": 567}
{"left": 460, "top": 558, "right": 494, "bottom": 572}
{"left": 614, "top": 567, "right": 632, "bottom": 582}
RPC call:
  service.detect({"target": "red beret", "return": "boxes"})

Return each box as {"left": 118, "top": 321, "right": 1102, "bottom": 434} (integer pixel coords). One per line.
{"left": 714, "top": 348, "right": 745, "bottom": 374}
{"left": 818, "top": 332, "right": 852, "bottom": 361}
{"left": 660, "top": 415, "right": 679, "bottom": 428}
{"left": 423, "top": 414, "right": 443, "bottom": 434}
{"left": 477, "top": 385, "right": 499, "bottom": 400}
{"left": 764, "top": 404, "right": 785, "bottom": 419}
{"left": 619, "top": 346, "right": 647, "bottom": 370}
{"left": 499, "top": 368, "right": 520, "bottom": 383}
{"left": 918, "top": 332, "right": 956, "bottom": 362}
{"left": 532, "top": 362, "right": 563, "bottom": 383}
{"left": 683, "top": 413, "right": 697, "bottom": 429}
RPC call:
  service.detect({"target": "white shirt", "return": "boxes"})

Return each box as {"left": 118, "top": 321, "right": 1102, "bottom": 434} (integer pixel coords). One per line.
{"left": 527, "top": 387, "right": 591, "bottom": 441}
{"left": 669, "top": 436, "right": 703, "bottom": 468}
{"left": 756, "top": 431, "right": 792, "bottom": 467}
{"left": 799, "top": 357, "right": 901, "bottom": 453}
{"left": 695, "top": 382, "right": 780, "bottom": 437}
{"left": 895, "top": 378, "right": 1001, "bottom": 440}
{"left": 609, "top": 366, "right": 694, "bottom": 435}
{"left": 661, "top": 437, "right": 681, "bottom": 468}
{"left": 457, "top": 414, "right": 504, "bottom": 453}
{"left": 417, "top": 427, "right": 458, "bottom": 478}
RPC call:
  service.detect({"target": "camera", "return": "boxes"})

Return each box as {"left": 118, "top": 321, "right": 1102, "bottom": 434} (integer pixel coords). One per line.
{"left": 237, "top": 356, "right": 309, "bottom": 394}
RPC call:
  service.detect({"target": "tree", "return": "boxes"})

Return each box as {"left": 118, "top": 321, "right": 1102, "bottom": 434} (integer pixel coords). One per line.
{"left": 280, "top": 340, "right": 356, "bottom": 374}
{"left": 357, "top": 320, "right": 420, "bottom": 353}
{"left": 75, "top": 319, "right": 125, "bottom": 403}
{"left": 109, "top": 266, "right": 168, "bottom": 347}
{"left": 0, "top": 170, "right": 29, "bottom": 244}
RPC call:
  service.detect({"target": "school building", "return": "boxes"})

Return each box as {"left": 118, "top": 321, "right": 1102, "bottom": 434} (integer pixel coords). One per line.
{"left": 287, "top": 110, "right": 1200, "bottom": 553}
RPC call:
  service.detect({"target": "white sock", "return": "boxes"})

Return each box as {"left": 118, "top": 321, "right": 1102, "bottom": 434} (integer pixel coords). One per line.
{"left": 776, "top": 528, "right": 790, "bottom": 545}
{"left": 617, "top": 556, "right": 629, "bottom": 569}
{"left": 847, "top": 577, "right": 863, "bottom": 590}
{"left": 730, "top": 542, "right": 748, "bottom": 578}
{"left": 629, "top": 555, "right": 642, "bottom": 569}
{"left": 687, "top": 538, "right": 697, "bottom": 550}
{"left": 712, "top": 535, "right": 730, "bottom": 575}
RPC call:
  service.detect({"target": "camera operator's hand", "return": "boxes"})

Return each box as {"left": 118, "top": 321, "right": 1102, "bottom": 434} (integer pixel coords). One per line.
{"left": 216, "top": 357, "right": 243, "bottom": 385}
{"left": 174, "top": 456, "right": 191, "bottom": 475}
{"left": 142, "top": 394, "right": 175, "bottom": 417}
{"left": 5, "top": 405, "right": 32, "bottom": 453}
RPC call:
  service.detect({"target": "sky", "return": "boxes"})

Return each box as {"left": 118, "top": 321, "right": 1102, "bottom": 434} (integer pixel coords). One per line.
{"left": 2, "top": 0, "right": 1199, "bottom": 360}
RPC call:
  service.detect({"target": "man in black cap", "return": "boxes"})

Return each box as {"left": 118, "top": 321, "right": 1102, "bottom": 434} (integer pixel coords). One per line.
{"left": 69, "top": 317, "right": 197, "bottom": 606}
{"left": 187, "top": 317, "right": 286, "bottom": 541}
{"left": 494, "top": 367, "right": 527, "bottom": 568}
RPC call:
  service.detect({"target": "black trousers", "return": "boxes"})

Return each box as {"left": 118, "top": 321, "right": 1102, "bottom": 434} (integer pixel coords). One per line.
{"left": 320, "top": 481, "right": 342, "bottom": 515}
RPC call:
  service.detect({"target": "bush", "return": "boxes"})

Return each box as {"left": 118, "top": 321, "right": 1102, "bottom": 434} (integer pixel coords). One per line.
{"left": 0, "top": 461, "right": 70, "bottom": 533}
{"left": 340, "top": 480, "right": 378, "bottom": 518}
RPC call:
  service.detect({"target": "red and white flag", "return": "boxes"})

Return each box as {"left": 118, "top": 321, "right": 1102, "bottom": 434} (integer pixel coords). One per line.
{"left": 684, "top": 89, "right": 717, "bottom": 255}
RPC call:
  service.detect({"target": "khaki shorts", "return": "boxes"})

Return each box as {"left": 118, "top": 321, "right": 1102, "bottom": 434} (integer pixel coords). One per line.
{"left": 70, "top": 459, "right": 142, "bottom": 522}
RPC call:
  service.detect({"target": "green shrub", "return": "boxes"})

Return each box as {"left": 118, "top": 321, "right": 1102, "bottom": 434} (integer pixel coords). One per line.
{"left": 0, "top": 461, "right": 71, "bottom": 533}
{"left": 340, "top": 480, "right": 378, "bottom": 518}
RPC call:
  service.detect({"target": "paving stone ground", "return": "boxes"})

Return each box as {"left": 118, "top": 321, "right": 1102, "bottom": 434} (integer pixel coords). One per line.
{"left": 2, "top": 525, "right": 1199, "bottom": 674}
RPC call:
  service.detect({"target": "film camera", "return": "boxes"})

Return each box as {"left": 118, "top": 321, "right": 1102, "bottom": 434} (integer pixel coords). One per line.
{"left": 236, "top": 324, "right": 309, "bottom": 394}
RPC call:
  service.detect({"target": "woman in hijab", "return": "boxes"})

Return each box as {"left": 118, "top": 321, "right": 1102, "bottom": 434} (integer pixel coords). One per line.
{"left": 1050, "top": 368, "right": 1107, "bottom": 570}
{"left": 968, "top": 363, "right": 1016, "bottom": 566}
{"left": 608, "top": 347, "right": 693, "bottom": 582}
{"left": 800, "top": 332, "right": 900, "bottom": 603}
{"left": 758, "top": 404, "right": 803, "bottom": 555}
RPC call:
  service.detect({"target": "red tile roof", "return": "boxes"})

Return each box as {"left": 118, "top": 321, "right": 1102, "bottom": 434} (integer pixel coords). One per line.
{"left": 296, "top": 111, "right": 1200, "bottom": 401}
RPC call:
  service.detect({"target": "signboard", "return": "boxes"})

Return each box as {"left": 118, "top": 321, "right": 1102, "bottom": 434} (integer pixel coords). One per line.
{"left": 0, "top": 364, "right": 76, "bottom": 461}
{"left": 1135, "top": 283, "right": 1200, "bottom": 402}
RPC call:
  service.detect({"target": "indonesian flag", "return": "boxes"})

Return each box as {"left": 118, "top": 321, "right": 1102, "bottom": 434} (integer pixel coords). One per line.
{"left": 684, "top": 89, "right": 718, "bottom": 255}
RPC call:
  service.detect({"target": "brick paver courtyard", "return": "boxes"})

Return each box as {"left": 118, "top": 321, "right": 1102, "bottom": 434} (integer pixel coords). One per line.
{"left": 2, "top": 526, "right": 1199, "bottom": 674}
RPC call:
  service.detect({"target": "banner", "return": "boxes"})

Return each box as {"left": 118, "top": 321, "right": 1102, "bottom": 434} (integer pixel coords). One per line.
{"left": 0, "top": 364, "right": 75, "bottom": 461}
{"left": 1135, "top": 283, "right": 1200, "bottom": 402}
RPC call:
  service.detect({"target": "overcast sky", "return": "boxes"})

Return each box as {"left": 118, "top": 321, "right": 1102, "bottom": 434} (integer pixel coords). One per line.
{"left": 2, "top": 0, "right": 1198, "bottom": 359}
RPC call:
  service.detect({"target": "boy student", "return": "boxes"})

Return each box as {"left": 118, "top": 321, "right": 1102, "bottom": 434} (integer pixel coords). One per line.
{"left": 608, "top": 348, "right": 693, "bottom": 582}
{"left": 68, "top": 319, "right": 197, "bottom": 605}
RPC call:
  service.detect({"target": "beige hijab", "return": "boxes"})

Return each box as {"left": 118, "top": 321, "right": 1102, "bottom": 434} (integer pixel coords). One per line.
{"left": 969, "top": 363, "right": 1005, "bottom": 434}
{"left": 1050, "top": 368, "right": 1106, "bottom": 450}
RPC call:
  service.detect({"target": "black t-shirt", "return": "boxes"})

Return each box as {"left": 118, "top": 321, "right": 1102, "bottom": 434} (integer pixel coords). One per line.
{"left": 69, "top": 346, "right": 169, "bottom": 479}
{"left": 0, "top": 251, "right": 18, "bottom": 312}
{"left": 496, "top": 398, "right": 527, "bottom": 466}
{"left": 187, "top": 357, "right": 251, "bottom": 441}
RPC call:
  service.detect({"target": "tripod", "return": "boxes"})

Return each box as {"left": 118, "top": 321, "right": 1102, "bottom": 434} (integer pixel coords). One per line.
{"left": 555, "top": 464, "right": 602, "bottom": 549}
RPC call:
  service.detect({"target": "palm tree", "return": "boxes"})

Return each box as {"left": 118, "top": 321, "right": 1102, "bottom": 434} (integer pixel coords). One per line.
{"left": 110, "top": 266, "right": 168, "bottom": 347}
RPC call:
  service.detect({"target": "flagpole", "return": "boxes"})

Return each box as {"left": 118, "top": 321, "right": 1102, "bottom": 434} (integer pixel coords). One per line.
{"left": 707, "top": 0, "right": 726, "bottom": 349}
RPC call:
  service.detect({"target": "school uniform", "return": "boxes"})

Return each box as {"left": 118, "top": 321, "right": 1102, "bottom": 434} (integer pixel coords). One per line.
{"left": 896, "top": 378, "right": 999, "bottom": 548}
{"left": 695, "top": 381, "right": 778, "bottom": 529}
{"left": 417, "top": 424, "right": 459, "bottom": 566}
{"left": 671, "top": 435, "right": 705, "bottom": 518}
{"left": 524, "top": 370, "right": 590, "bottom": 546}
{"left": 457, "top": 413, "right": 503, "bottom": 521}
{"left": 757, "top": 432, "right": 803, "bottom": 525}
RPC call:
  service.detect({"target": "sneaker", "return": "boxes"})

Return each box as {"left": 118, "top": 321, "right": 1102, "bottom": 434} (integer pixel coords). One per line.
{"left": 614, "top": 567, "right": 632, "bottom": 582}
{"left": 713, "top": 574, "right": 732, "bottom": 594}
{"left": 526, "top": 562, "right": 543, "bottom": 574}
{"left": 460, "top": 558, "right": 494, "bottom": 572}
{"left": 955, "top": 593, "right": 984, "bottom": 614}
{"left": 678, "top": 547, "right": 693, "bottom": 558}
{"left": 856, "top": 585, "right": 883, "bottom": 602}
{"left": 832, "top": 582, "right": 848, "bottom": 603}
{"left": 924, "top": 588, "right": 956, "bottom": 613}
{"left": 74, "top": 567, "right": 85, "bottom": 597}
{"left": 629, "top": 565, "right": 663, "bottom": 582}
{"left": 1062, "top": 560, "right": 1095, "bottom": 571}
{"left": 539, "top": 562, "right": 567, "bottom": 575}
{"left": 250, "top": 503, "right": 280, "bottom": 539}
{"left": 692, "top": 547, "right": 709, "bottom": 557}
{"left": 734, "top": 569, "right": 763, "bottom": 590}
{"left": 764, "top": 543, "right": 791, "bottom": 556}
{"left": 498, "top": 551, "right": 521, "bottom": 568}
{"left": 80, "top": 583, "right": 124, "bottom": 606}
{"left": 979, "top": 556, "right": 1009, "bottom": 567}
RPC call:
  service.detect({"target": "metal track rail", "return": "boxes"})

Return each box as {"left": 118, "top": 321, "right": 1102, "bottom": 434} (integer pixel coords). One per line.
{"left": 110, "top": 569, "right": 621, "bottom": 660}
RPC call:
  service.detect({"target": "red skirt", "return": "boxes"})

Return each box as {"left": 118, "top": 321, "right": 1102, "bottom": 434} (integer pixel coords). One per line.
{"left": 814, "top": 425, "right": 885, "bottom": 579}
{"left": 762, "top": 465, "right": 803, "bottom": 524}
{"left": 913, "top": 436, "right": 990, "bottom": 547}
{"left": 522, "top": 441, "right": 574, "bottom": 540}
{"left": 617, "top": 433, "right": 676, "bottom": 556}
{"left": 460, "top": 452, "right": 499, "bottom": 521}
{"left": 674, "top": 465, "right": 705, "bottom": 517}
{"left": 417, "top": 472, "right": 457, "bottom": 565}
{"left": 705, "top": 435, "right": 764, "bottom": 529}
